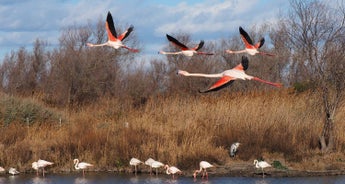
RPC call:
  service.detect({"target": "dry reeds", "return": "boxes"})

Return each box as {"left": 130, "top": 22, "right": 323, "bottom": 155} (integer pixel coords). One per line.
{"left": 0, "top": 90, "right": 344, "bottom": 172}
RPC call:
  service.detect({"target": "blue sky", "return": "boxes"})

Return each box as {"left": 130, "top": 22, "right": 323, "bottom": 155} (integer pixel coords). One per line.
{"left": 0, "top": 0, "right": 289, "bottom": 59}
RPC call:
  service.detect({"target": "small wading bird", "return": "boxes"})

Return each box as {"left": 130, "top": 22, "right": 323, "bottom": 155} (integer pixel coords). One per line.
{"left": 87, "top": 11, "right": 139, "bottom": 52}
{"left": 230, "top": 142, "right": 241, "bottom": 158}
{"left": 32, "top": 159, "right": 54, "bottom": 177}
{"left": 254, "top": 159, "right": 272, "bottom": 178}
{"left": 74, "top": 159, "right": 93, "bottom": 177}
{"left": 164, "top": 165, "right": 182, "bottom": 179}
{"left": 193, "top": 161, "right": 213, "bottom": 179}
{"left": 159, "top": 34, "right": 214, "bottom": 56}
{"left": 129, "top": 158, "right": 143, "bottom": 175}
{"left": 178, "top": 56, "right": 282, "bottom": 93}
{"left": 226, "top": 26, "right": 275, "bottom": 56}
{"left": 8, "top": 168, "right": 20, "bottom": 176}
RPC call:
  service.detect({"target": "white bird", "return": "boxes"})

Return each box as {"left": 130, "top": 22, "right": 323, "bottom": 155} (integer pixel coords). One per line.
{"left": 226, "top": 26, "right": 275, "bottom": 56}
{"left": 230, "top": 142, "right": 241, "bottom": 158}
{"left": 87, "top": 11, "right": 139, "bottom": 52}
{"left": 178, "top": 56, "right": 282, "bottom": 93}
{"left": 145, "top": 158, "right": 156, "bottom": 175}
{"left": 159, "top": 34, "right": 214, "bottom": 56}
{"left": 164, "top": 165, "right": 182, "bottom": 179}
{"left": 129, "top": 158, "right": 143, "bottom": 174}
{"left": 0, "top": 167, "right": 5, "bottom": 172}
{"left": 193, "top": 161, "right": 213, "bottom": 179}
{"left": 32, "top": 159, "right": 54, "bottom": 177}
{"left": 74, "top": 159, "right": 93, "bottom": 177}
{"left": 254, "top": 159, "right": 272, "bottom": 178}
{"left": 8, "top": 168, "right": 20, "bottom": 176}
{"left": 151, "top": 160, "right": 164, "bottom": 175}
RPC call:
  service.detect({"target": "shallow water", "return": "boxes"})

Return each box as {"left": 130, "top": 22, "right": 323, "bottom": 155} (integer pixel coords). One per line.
{"left": 1, "top": 173, "right": 345, "bottom": 184}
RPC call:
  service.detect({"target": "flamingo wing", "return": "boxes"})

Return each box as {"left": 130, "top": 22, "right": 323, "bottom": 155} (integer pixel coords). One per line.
{"left": 194, "top": 40, "right": 204, "bottom": 51}
{"left": 240, "top": 56, "right": 249, "bottom": 71}
{"left": 239, "top": 26, "right": 255, "bottom": 48}
{"left": 106, "top": 12, "right": 118, "bottom": 41}
{"left": 199, "top": 76, "right": 235, "bottom": 93}
{"left": 254, "top": 38, "right": 265, "bottom": 49}
{"left": 118, "top": 25, "right": 134, "bottom": 41}
{"left": 166, "top": 34, "right": 189, "bottom": 50}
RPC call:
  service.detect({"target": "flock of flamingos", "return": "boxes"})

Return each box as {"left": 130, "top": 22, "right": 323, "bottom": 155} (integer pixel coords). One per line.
{"left": 0, "top": 10, "right": 279, "bottom": 179}
{"left": 0, "top": 143, "right": 271, "bottom": 179}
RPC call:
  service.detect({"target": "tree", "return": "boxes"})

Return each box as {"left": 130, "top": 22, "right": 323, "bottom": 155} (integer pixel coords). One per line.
{"left": 277, "top": 0, "right": 345, "bottom": 153}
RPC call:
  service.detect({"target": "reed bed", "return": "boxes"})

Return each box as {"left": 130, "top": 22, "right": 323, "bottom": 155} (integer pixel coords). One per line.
{"left": 0, "top": 90, "right": 345, "bottom": 173}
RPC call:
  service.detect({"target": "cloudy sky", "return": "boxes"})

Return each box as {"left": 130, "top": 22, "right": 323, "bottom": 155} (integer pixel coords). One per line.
{"left": 0, "top": 0, "right": 289, "bottom": 59}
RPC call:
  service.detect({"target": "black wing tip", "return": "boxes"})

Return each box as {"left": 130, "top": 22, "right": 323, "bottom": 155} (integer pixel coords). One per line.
{"left": 241, "top": 56, "right": 249, "bottom": 70}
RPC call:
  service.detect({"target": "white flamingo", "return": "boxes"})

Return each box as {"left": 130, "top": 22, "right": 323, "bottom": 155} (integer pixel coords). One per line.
{"left": 0, "top": 167, "right": 5, "bottom": 172}
{"left": 226, "top": 26, "right": 275, "bottom": 56}
{"left": 145, "top": 158, "right": 156, "bottom": 175}
{"left": 87, "top": 11, "right": 139, "bottom": 52}
{"left": 178, "top": 56, "right": 282, "bottom": 93}
{"left": 164, "top": 165, "right": 182, "bottom": 179}
{"left": 230, "top": 142, "right": 241, "bottom": 158}
{"left": 254, "top": 159, "right": 272, "bottom": 178}
{"left": 129, "top": 158, "right": 143, "bottom": 174}
{"left": 151, "top": 160, "right": 164, "bottom": 175}
{"left": 159, "top": 34, "right": 214, "bottom": 56}
{"left": 193, "top": 161, "right": 213, "bottom": 179}
{"left": 74, "top": 159, "right": 93, "bottom": 177}
{"left": 32, "top": 159, "right": 54, "bottom": 177}
{"left": 8, "top": 168, "right": 20, "bottom": 176}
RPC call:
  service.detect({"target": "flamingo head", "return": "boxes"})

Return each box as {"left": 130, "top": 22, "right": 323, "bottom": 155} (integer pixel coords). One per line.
{"left": 73, "top": 159, "right": 79, "bottom": 164}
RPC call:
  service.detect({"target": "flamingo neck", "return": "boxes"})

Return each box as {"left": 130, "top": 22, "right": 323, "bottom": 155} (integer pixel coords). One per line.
{"left": 74, "top": 160, "right": 80, "bottom": 169}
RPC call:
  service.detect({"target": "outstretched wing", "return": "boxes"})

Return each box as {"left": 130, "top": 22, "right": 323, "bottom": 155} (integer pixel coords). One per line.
{"left": 118, "top": 25, "right": 134, "bottom": 41}
{"left": 199, "top": 76, "right": 235, "bottom": 93}
{"left": 239, "top": 26, "right": 254, "bottom": 48}
{"left": 241, "top": 56, "right": 249, "bottom": 71}
{"left": 194, "top": 40, "right": 204, "bottom": 51}
{"left": 254, "top": 38, "right": 265, "bottom": 48}
{"left": 166, "top": 34, "right": 189, "bottom": 50}
{"left": 106, "top": 11, "right": 117, "bottom": 41}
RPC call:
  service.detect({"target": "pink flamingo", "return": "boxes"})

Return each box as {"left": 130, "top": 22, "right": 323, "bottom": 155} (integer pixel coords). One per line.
{"left": 164, "top": 164, "right": 182, "bottom": 179}
{"left": 178, "top": 56, "right": 282, "bottom": 93}
{"left": 159, "top": 34, "right": 214, "bottom": 56}
{"left": 87, "top": 11, "right": 139, "bottom": 52}
{"left": 32, "top": 159, "right": 54, "bottom": 177}
{"left": 226, "top": 26, "right": 274, "bottom": 56}
{"left": 193, "top": 161, "right": 213, "bottom": 179}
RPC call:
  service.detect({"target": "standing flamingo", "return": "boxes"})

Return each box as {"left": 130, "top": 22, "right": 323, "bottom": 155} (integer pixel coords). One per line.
{"left": 87, "top": 11, "right": 139, "bottom": 52}
{"left": 0, "top": 167, "right": 5, "bottom": 172}
{"left": 226, "top": 26, "right": 274, "bottom": 56}
{"left": 178, "top": 56, "right": 282, "bottom": 93}
{"left": 8, "top": 168, "right": 20, "bottom": 176}
{"left": 74, "top": 159, "right": 93, "bottom": 177}
{"left": 151, "top": 160, "right": 164, "bottom": 175}
{"left": 159, "top": 34, "right": 214, "bottom": 56}
{"left": 164, "top": 165, "right": 182, "bottom": 179}
{"left": 193, "top": 161, "right": 213, "bottom": 179}
{"left": 129, "top": 158, "right": 143, "bottom": 175}
{"left": 144, "top": 158, "right": 155, "bottom": 175}
{"left": 254, "top": 159, "right": 272, "bottom": 178}
{"left": 32, "top": 159, "right": 54, "bottom": 177}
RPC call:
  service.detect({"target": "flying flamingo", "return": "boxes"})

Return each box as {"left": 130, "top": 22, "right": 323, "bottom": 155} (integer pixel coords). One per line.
{"left": 164, "top": 165, "right": 182, "bottom": 179}
{"left": 193, "top": 161, "right": 213, "bottom": 179}
{"left": 32, "top": 159, "right": 54, "bottom": 177}
{"left": 159, "top": 34, "right": 214, "bottom": 56}
{"left": 254, "top": 159, "right": 272, "bottom": 178}
{"left": 87, "top": 11, "right": 139, "bottom": 52}
{"left": 129, "top": 158, "right": 143, "bottom": 175}
{"left": 8, "top": 168, "right": 20, "bottom": 176}
{"left": 226, "top": 26, "right": 275, "bottom": 56}
{"left": 177, "top": 56, "right": 282, "bottom": 93}
{"left": 74, "top": 159, "right": 93, "bottom": 177}
{"left": 151, "top": 160, "right": 164, "bottom": 175}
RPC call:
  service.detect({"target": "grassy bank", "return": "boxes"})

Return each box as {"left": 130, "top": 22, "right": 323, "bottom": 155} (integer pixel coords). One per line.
{"left": 0, "top": 90, "right": 345, "bottom": 174}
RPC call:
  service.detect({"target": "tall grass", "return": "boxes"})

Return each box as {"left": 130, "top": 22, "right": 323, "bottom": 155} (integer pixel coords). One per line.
{"left": 0, "top": 90, "right": 345, "bottom": 172}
